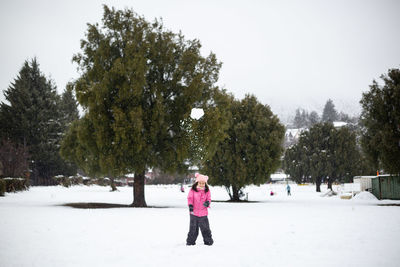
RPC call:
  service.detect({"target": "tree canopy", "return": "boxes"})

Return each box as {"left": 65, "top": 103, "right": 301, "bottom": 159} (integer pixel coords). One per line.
{"left": 283, "top": 122, "right": 373, "bottom": 192}
{"left": 61, "top": 5, "right": 229, "bottom": 206}
{"left": 321, "top": 99, "right": 338, "bottom": 122}
{"left": 360, "top": 68, "right": 400, "bottom": 174}
{"left": 0, "top": 58, "right": 77, "bottom": 184}
{"left": 204, "top": 95, "right": 285, "bottom": 201}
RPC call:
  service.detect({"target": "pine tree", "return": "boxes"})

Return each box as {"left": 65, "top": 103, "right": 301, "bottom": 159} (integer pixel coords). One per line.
{"left": 203, "top": 95, "right": 285, "bottom": 201}
{"left": 293, "top": 108, "right": 309, "bottom": 128}
{"left": 293, "top": 108, "right": 321, "bottom": 128}
{"left": 308, "top": 111, "right": 320, "bottom": 127}
{"left": 0, "top": 58, "right": 67, "bottom": 184}
{"left": 61, "top": 6, "right": 229, "bottom": 206}
{"left": 60, "top": 83, "right": 79, "bottom": 128}
{"left": 57, "top": 83, "right": 80, "bottom": 177}
{"left": 0, "top": 139, "right": 30, "bottom": 178}
{"left": 360, "top": 68, "right": 400, "bottom": 174}
{"left": 322, "top": 99, "right": 338, "bottom": 122}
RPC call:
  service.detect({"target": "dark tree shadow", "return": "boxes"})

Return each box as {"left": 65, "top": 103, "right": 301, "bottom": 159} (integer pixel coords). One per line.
{"left": 212, "top": 200, "right": 261, "bottom": 203}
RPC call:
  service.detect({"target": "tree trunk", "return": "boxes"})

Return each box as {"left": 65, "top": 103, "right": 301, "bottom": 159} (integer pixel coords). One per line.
{"left": 327, "top": 177, "right": 333, "bottom": 190}
{"left": 316, "top": 178, "right": 321, "bottom": 192}
{"left": 225, "top": 186, "right": 232, "bottom": 200}
{"left": 231, "top": 185, "right": 240, "bottom": 201}
{"left": 132, "top": 172, "right": 147, "bottom": 207}
{"left": 110, "top": 177, "right": 117, "bottom": 191}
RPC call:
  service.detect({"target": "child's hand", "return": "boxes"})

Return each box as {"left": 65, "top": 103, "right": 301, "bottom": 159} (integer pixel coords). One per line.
{"left": 203, "top": 201, "right": 210, "bottom": 207}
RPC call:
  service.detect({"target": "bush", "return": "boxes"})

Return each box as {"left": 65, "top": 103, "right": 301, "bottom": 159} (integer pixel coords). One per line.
{"left": 97, "top": 178, "right": 110, "bottom": 186}
{"left": 0, "top": 179, "right": 6, "bottom": 196}
{"left": 53, "top": 175, "right": 71, "bottom": 187}
{"left": 71, "top": 176, "right": 83, "bottom": 185}
{"left": 1, "top": 178, "right": 28, "bottom": 193}
{"left": 82, "top": 178, "right": 92, "bottom": 185}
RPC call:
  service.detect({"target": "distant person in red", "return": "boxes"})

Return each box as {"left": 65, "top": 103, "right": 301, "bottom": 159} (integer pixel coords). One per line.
{"left": 186, "top": 173, "right": 213, "bottom": 246}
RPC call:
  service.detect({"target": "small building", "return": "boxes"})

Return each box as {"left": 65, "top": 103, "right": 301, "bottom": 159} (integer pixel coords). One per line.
{"left": 270, "top": 173, "right": 290, "bottom": 183}
{"left": 372, "top": 175, "right": 400, "bottom": 200}
{"left": 333, "top": 121, "right": 348, "bottom": 128}
{"left": 353, "top": 176, "right": 375, "bottom": 192}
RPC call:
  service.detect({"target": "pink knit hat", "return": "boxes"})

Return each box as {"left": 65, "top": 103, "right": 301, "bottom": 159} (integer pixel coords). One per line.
{"left": 195, "top": 173, "right": 209, "bottom": 183}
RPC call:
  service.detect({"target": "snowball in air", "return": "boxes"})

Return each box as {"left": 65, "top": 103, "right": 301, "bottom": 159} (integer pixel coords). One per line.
{"left": 190, "top": 108, "right": 204, "bottom": 120}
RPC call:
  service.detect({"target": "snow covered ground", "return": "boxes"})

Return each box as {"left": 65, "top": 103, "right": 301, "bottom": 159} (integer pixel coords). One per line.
{"left": 1, "top": 183, "right": 400, "bottom": 267}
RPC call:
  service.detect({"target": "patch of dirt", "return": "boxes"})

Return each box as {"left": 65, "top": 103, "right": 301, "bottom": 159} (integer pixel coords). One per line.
{"left": 61, "top": 203, "right": 171, "bottom": 209}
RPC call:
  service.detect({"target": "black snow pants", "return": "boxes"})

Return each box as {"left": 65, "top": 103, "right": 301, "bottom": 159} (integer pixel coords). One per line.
{"left": 186, "top": 214, "right": 213, "bottom": 245}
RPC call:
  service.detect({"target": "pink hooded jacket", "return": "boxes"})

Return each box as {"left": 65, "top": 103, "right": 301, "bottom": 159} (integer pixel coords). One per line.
{"left": 187, "top": 188, "right": 211, "bottom": 217}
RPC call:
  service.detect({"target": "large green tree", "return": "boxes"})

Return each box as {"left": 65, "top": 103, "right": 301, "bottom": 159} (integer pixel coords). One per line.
{"left": 360, "top": 68, "right": 400, "bottom": 174}
{"left": 283, "top": 143, "right": 311, "bottom": 184}
{"left": 284, "top": 122, "right": 370, "bottom": 192}
{"left": 204, "top": 95, "right": 285, "bottom": 201}
{"left": 0, "top": 58, "right": 71, "bottom": 184}
{"left": 61, "top": 117, "right": 102, "bottom": 178}
{"left": 61, "top": 6, "right": 228, "bottom": 206}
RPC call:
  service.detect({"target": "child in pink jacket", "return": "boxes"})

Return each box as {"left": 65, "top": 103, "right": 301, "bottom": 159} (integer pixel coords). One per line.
{"left": 186, "top": 173, "right": 214, "bottom": 246}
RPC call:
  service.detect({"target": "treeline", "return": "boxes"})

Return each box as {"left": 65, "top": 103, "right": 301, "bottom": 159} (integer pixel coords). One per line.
{"left": 283, "top": 123, "right": 374, "bottom": 192}
{"left": 283, "top": 69, "right": 400, "bottom": 191}
{"left": 290, "top": 99, "right": 358, "bottom": 129}
{"left": 0, "top": 5, "right": 398, "bottom": 203}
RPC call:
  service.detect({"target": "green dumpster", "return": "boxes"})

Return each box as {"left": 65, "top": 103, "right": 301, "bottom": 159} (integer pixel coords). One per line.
{"left": 371, "top": 175, "right": 400, "bottom": 200}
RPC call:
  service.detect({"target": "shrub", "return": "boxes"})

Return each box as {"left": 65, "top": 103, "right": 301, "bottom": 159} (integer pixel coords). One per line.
{"left": 53, "top": 175, "right": 71, "bottom": 187}
{"left": 2, "top": 178, "right": 28, "bottom": 193}
{"left": 0, "top": 179, "right": 6, "bottom": 196}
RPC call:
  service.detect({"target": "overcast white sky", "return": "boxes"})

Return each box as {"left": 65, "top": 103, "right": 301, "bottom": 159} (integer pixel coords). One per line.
{"left": 1, "top": 0, "right": 399, "bottom": 122}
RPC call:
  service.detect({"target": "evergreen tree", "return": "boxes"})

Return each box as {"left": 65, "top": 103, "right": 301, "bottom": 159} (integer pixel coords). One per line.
{"left": 60, "top": 83, "right": 79, "bottom": 128}
{"left": 293, "top": 109, "right": 302, "bottom": 128}
{"left": 61, "top": 6, "right": 229, "bottom": 206}
{"left": 293, "top": 108, "right": 309, "bottom": 128}
{"left": 0, "top": 139, "right": 30, "bottom": 178}
{"left": 293, "top": 108, "right": 320, "bottom": 128}
{"left": 308, "top": 111, "right": 320, "bottom": 127}
{"left": 360, "top": 68, "right": 400, "bottom": 174}
{"left": 61, "top": 117, "right": 102, "bottom": 178}
{"left": 283, "top": 144, "right": 311, "bottom": 184}
{"left": 203, "top": 95, "right": 285, "bottom": 201}
{"left": 0, "top": 58, "right": 67, "bottom": 184}
{"left": 330, "top": 126, "right": 365, "bottom": 185}
{"left": 322, "top": 99, "right": 338, "bottom": 122}
{"left": 57, "top": 83, "right": 80, "bottom": 177}
{"left": 306, "top": 123, "right": 334, "bottom": 192}
{"left": 283, "top": 123, "right": 365, "bottom": 192}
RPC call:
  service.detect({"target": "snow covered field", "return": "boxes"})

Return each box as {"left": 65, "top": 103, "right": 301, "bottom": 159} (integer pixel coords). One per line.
{"left": 1, "top": 184, "right": 400, "bottom": 267}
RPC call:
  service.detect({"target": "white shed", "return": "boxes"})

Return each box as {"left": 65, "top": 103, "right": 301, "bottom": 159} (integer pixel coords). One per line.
{"left": 353, "top": 176, "right": 375, "bottom": 192}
